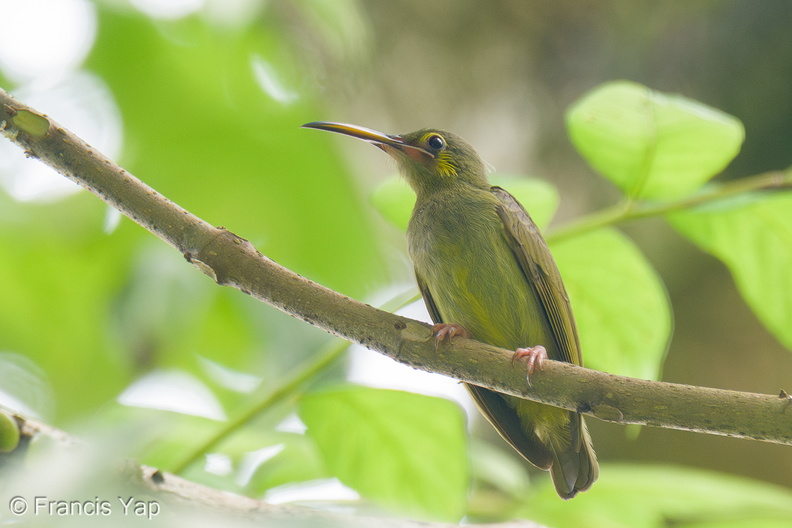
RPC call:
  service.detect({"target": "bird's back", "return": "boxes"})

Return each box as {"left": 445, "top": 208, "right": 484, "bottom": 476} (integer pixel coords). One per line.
{"left": 408, "top": 187, "right": 555, "bottom": 352}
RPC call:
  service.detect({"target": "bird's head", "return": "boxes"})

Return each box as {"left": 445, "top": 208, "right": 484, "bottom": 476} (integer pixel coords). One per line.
{"left": 303, "top": 122, "right": 489, "bottom": 196}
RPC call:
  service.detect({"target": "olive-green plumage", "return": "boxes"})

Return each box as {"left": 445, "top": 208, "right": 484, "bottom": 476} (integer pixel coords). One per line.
{"left": 303, "top": 122, "right": 598, "bottom": 499}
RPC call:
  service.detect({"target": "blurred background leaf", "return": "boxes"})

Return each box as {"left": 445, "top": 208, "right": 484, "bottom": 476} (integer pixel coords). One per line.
{"left": 567, "top": 81, "right": 745, "bottom": 200}
{"left": 551, "top": 228, "right": 671, "bottom": 380}
{"left": 85, "top": 7, "right": 385, "bottom": 298}
{"left": 299, "top": 385, "right": 469, "bottom": 521}
{"left": 519, "top": 464, "right": 792, "bottom": 528}
{"left": 669, "top": 191, "right": 792, "bottom": 352}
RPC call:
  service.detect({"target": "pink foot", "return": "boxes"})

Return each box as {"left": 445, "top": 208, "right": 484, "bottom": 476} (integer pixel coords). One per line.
{"left": 512, "top": 345, "right": 547, "bottom": 385}
{"left": 431, "top": 323, "right": 471, "bottom": 350}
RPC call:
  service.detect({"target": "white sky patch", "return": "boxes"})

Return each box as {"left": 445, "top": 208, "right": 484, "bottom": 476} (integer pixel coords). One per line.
{"left": 202, "top": 0, "right": 262, "bottom": 28}
{"left": 346, "top": 300, "right": 476, "bottom": 419}
{"left": 198, "top": 356, "right": 261, "bottom": 393}
{"left": 0, "top": 0, "right": 123, "bottom": 205}
{"left": 204, "top": 452, "right": 233, "bottom": 477}
{"left": 129, "top": 0, "right": 204, "bottom": 20}
{"left": 250, "top": 54, "right": 299, "bottom": 105}
{"left": 264, "top": 478, "right": 360, "bottom": 506}
{"left": 275, "top": 413, "right": 307, "bottom": 434}
{"left": 103, "top": 206, "right": 123, "bottom": 234}
{"left": 117, "top": 370, "right": 227, "bottom": 420}
{"left": 0, "top": 72, "right": 123, "bottom": 202}
{"left": 0, "top": 390, "right": 37, "bottom": 418}
{"left": 0, "top": 0, "right": 96, "bottom": 85}
{"left": 235, "top": 444, "right": 286, "bottom": 487}
{"left": 0, "top": 351, "right": 53, "bottom": 418}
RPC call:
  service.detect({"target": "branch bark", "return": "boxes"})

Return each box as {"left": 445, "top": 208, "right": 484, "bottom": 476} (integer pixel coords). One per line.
{"left": 2, "top": 87, "right": 791, "bottom": 446}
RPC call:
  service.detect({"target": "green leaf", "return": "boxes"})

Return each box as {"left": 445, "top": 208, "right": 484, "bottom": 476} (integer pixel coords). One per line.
{"left": 669, "top": 191, "right": 792, "bottom": 351}
{"left": 299, "top": 385, "right": 469, "bottom": 521}
{"left": 87, "top": 8, "right": 385, "bottom": 298}
{"left": 550, "top": 228, "right": 672, "bottom": 379}
{"left": 567, "top": 81, "right": 744, "bottom": 200}
{"left": 370, "top": 174, "right": 559, "bottom": 231}
{"left": 519, "top": 464, "right": 792, "bottom": 528}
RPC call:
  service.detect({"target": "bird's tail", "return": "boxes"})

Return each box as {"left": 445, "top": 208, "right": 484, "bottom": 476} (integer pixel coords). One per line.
{"left": 549, "top": 416, "right": 598, "bottom": 499}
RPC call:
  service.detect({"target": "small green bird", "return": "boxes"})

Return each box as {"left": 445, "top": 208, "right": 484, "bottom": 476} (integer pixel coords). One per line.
{"left": 303, "top": 122, "right": 598, "bottom": 499}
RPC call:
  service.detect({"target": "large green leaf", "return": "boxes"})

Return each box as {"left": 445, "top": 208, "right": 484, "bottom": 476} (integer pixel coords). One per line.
{"left": 669, "top": 190, "right": 792, "bottom": 351}
{"left": 519, "top": 464, "right": 792, "bottom": 528}
{"left": 86, "top": 7, "right": 384, "bottom": 298}
{"left": 0, "top": 197, "right": 132, "bottom": 418}
{"left": 567, "top": 81, "right": 744, "bottom": 200}
{"left": 370, "top": 174, "right": 559, "bottom": 231}
{"left": 550, "top": 228, "right": 672, "bottom": 379}
{"left": 299, "top": 385, "right": 469, "bottom": 521}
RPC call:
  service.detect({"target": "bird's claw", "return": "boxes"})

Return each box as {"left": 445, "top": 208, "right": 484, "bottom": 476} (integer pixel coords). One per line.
{"left": 512, "top": 345, "right": 547, "bottom": 386}
{"left": 431, "top": 323, "right": 471, "bottom": 351}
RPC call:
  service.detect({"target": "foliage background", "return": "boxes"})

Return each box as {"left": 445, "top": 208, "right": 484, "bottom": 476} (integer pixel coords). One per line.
{"left": 1, "top": 0, "right": 792, "bottom": 526}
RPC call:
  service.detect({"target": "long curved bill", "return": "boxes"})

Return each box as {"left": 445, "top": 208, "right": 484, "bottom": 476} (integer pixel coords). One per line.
{"left": 302, "top": 121, "right": 432, "bottom": 158}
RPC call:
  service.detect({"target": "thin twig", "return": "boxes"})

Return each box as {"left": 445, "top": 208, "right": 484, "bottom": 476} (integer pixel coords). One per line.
{"left": 547, "top": 169, "right": 792, "bottom": 242}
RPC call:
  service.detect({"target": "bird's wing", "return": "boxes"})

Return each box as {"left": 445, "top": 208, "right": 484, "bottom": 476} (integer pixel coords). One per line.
{"left": 415, "top": 272, "right": 444, "bottom": 324}
{"left": 465, "top": 383, "right": 553, "bottom": 470}
{"left": 491, "top": 186, "right": 582, "bottom": 366}
{"left": 415, "top": 270, "right": 555, "bottom": 470}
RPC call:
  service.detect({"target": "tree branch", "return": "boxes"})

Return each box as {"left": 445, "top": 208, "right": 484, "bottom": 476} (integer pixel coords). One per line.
{"left": 1, "top": 410, "right": 543, "bottom": 528}
{"left": 2, "top": 87, "right": 791, "bottom": 446}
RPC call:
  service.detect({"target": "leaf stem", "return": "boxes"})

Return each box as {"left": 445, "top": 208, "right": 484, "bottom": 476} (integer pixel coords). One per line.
{"left": 547, "top": 169, "right": 792, "bottom": 243}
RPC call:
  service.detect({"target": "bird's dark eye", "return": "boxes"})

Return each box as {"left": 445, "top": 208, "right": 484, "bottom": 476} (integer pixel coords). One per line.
{"left": 427, "top": 134, "right": 445, "bottom": 150}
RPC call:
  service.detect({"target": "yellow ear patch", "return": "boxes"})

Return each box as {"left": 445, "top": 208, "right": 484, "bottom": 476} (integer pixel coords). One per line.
{"left": 418, "top": 132, "right": 458, "bottom": 178}
{"left": 435, "top": 150, "right": 458, "bottom": 178}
